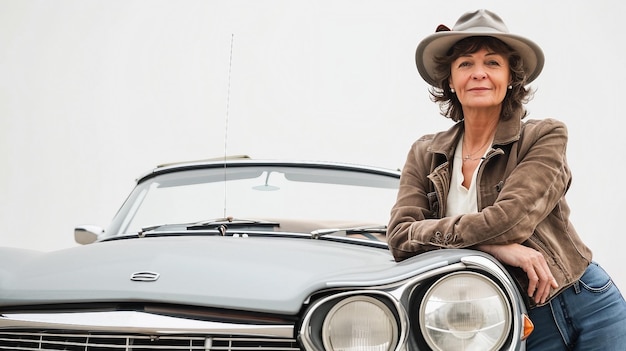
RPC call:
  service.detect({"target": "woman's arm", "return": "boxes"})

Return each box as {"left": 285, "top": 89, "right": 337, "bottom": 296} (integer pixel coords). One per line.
{"left": 388, "top": 119, "right": 571, "bottom": 255}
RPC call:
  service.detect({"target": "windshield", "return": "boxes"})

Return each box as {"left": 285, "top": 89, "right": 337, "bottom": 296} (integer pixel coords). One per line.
{"left": 106, "top": 164, "right": 400, "bottom": 237}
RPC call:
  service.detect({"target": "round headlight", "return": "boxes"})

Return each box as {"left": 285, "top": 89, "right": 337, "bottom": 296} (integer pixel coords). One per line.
{"left": 322, "top": 296, "right": 398, "bottom": 351}
{"left": 419, "top": 272, "right": 511, "bottom": 351}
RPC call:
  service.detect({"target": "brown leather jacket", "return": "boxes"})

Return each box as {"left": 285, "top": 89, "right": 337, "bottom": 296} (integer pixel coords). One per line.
{"left": 387, "top": 116, "right": 592, "bottom": 306}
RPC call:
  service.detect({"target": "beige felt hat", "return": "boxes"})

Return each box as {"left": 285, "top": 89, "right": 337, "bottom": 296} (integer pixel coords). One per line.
{"left": 415, "top": 9, "right": 544, "bottom": 86}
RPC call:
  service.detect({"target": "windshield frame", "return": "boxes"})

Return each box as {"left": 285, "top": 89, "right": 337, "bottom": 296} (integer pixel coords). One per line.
{"left": 105, "top": 159, "right": 401, "bottom": 239}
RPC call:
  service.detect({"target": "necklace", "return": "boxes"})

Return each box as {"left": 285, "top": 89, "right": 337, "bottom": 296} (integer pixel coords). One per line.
{"left": 463, "top": 137, "right": 492, "bottom": 163}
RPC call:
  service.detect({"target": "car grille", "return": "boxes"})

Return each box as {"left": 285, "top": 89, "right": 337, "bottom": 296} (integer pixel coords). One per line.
{"left": 0, "top": 331, "right": 301, "bottom": 351}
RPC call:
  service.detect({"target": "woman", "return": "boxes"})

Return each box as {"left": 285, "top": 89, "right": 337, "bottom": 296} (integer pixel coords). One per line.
{"left": 387, "top": 9, "right": 626, "bottom": 350}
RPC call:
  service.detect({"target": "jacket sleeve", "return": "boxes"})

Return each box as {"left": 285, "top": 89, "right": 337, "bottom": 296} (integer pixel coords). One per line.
{"left": 386, "top": 135, "right": 443, "bottom": 260}
{"left": 387, "top": 119, "right": 571, "bottom": 262}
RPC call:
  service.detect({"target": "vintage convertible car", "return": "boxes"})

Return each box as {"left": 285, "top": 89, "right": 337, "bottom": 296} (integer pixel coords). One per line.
{"left": 0, "top": 156, "right": 533, "bottom": 350}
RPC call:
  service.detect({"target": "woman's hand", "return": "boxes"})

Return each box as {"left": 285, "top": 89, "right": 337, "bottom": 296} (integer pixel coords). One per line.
{"left": 477, "top": 243, "right": 559, "bottom": 304}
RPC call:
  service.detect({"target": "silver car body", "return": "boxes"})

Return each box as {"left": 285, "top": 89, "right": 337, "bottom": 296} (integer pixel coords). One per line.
{"left": 0, "top": 157, "right": 531, "bottom": 350}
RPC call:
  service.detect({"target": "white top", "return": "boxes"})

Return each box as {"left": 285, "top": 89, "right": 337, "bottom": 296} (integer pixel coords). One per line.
{"left": 446, "top": 135, "right": 491, "bottom": 217}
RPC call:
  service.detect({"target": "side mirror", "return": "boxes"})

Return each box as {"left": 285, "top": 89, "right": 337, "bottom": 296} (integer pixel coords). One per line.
{"left": 74, "top": 225, "right": 105, "bottom": 245}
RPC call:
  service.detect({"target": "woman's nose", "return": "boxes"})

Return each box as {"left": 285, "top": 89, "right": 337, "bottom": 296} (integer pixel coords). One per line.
{"left": 471, "top": 67, "right": 487, "bottom": 79}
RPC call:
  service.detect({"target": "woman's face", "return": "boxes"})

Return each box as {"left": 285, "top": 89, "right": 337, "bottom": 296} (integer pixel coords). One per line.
{"left": 449, "top": 48, "right": 510, "bottom": 113}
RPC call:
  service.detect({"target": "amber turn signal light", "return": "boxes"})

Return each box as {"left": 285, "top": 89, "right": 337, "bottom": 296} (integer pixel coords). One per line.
{"left": 522, "top": 314, "right": 534, "bottom": 340}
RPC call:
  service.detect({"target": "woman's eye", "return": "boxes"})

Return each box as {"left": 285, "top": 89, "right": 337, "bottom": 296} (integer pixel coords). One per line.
{"left": 458, "top": 61, "right": 471, "bottom": 68}
{"left": 487, "top": 60, "right": 501, "bottom": 66}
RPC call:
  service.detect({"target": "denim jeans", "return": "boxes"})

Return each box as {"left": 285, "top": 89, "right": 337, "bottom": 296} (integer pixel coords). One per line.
{"left": 526, "top": 262, "right": 626, "bottom": 350}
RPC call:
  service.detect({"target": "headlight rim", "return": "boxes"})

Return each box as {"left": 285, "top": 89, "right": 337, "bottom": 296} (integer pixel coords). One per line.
{"left": 418, "top": 270, "right": 513, "bottom": 351}
{"left": 299, "top": 290, "right": 407, "bottom": 351}
{"left": 321, "top": 295, "right": 398, "bottom": 351}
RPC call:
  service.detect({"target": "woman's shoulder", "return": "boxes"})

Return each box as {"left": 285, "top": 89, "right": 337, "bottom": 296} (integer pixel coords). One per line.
{"left": 413, "top": 121, "right": 462, "bottom": 146}
{"left": 411, "top": 130, "right": 456, "bottom": 159}
{"left": 522, "top": 117, "right": 568, "bottom": 131}
{"left": 519, "top": 117, "right": 569, "bottom": 145}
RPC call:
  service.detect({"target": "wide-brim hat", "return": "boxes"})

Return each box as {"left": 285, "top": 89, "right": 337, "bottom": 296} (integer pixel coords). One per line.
{"left": 415, "top": 9, "right": 544, "bottom": 87}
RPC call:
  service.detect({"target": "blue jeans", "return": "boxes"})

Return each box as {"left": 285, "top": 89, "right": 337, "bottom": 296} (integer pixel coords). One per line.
{"left": 526, "top": 262, "right": 626, "bottom": 350}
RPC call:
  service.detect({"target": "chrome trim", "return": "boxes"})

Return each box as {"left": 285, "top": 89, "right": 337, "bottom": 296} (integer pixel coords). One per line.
{"left": 299, "top": 290, "right": 409, "bottom": 351}
{"left": 326, "top": 262, "right": 467, "bottom": 299}
{"left": 299, "top": 254, "right": 527, "bottom": 351}
{"left": 0, "top": 331, "right": 299, "bottom": 350}
{"left": 0, "top": 311, "right": 293, "bottom": 338}
{"left": 299, "top": 261, "right": 468, "bottom": 351}
{"left": 130, "top": 271, "right": 161, "bottom": 282}
{"left": 418, "top": 270, "right": 512, "bottom": 351}
{"left": 461, "top": 255, "right": 526, "bottom": 350}
{"left": 145, "top": 159, "right": 401, "bottom": 183}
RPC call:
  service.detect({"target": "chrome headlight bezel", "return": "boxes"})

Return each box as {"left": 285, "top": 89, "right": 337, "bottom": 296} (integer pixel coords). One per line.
{"left": 299, "top": 290, "right": 407, "bottom": 351}
{"left": 417, "top": 271, "right": 513, "bottom": 351}
{"left": 299, "top": 253, "right": 528, "bottom": 351}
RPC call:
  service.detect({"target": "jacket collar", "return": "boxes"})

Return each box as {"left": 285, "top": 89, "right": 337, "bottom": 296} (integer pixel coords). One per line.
{"left": 428, "top": 115, "right": 522, "bottom": 159}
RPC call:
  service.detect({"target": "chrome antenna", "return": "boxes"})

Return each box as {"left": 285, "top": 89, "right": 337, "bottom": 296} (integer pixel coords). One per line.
{"left": 223, "top": 33, "right": 234, "bottom": 218}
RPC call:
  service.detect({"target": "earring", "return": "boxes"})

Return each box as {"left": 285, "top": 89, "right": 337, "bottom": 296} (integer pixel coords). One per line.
{"left": 450, "top": 88, "right": 456, "bottom": 93}
{"left": 508, "top": 85, "right": 512, "bottom": 90}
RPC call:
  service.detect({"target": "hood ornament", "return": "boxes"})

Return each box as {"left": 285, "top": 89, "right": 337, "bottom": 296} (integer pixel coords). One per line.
{"left": 130, "top": 271, "right": 160, "bottom": 282}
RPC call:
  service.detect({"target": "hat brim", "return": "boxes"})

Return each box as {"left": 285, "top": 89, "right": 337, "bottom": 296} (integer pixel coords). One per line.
{"left": 415, "top": 31, "right": 545, "bottom": 86}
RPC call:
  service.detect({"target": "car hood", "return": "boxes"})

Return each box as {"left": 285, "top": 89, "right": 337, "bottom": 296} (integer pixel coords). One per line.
{"left": 0, "top": 235, "right": 439, "bottom": 315}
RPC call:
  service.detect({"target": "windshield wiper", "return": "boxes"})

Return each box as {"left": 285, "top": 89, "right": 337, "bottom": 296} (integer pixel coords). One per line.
{"left": 136, "top": 218, "right": 280, "bottom": 237}
{"left": 187, "top": 217, "right": 280, "bottom": 235}
{"left": 137, "top": 223, "right": 189, "bottom": 237}
{"left": 310, "top": 225, "right": 387, "bottom": 239}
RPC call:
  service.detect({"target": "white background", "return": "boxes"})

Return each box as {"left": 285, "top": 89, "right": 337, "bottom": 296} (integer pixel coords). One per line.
{"left": 2, "top": 1, "right": 624, "bottom": 290}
